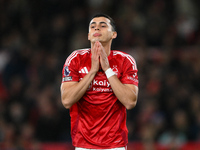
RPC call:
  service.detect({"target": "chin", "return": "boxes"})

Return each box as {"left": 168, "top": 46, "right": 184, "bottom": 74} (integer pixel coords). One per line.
{"left": 92, "top": 39, "right": 101, "bottom": 42}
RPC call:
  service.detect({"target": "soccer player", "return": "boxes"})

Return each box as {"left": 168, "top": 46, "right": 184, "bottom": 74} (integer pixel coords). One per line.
{"left": 60, "top": 14, "right": 139, "bottom": 150}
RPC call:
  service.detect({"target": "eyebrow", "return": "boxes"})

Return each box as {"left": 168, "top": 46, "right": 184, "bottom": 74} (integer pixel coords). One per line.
{"left": 90, "top": 21, "right": 108, "bottom": 26}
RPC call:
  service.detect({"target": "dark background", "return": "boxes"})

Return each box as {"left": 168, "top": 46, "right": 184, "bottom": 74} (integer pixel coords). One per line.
{"left": 0, "top": 0, "right": 200, "bottom": 149}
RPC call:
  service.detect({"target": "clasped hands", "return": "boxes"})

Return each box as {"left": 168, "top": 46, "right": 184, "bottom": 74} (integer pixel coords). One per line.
{"left": 91, "top": 41, "right": 110, "bottom": 73}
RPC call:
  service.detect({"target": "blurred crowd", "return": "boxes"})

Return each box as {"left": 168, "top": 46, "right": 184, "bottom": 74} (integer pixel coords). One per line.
{"left": 0, "top": 0, "right": 200, "bottom": 149}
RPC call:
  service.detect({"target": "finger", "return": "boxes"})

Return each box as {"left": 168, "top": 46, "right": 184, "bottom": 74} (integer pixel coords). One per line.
{"left": 94, "top": 41, "right": 99, "bottom": 54}
{"left": 92, "top": 42, "right": 99, "bottom": 58}
{"left": 91, "top": 41, "right": 97, "bottom": 53}
{"left": 95, "top": 43, "right": 101, "bottom": 60}
{"left": 97, "top": 42, "right": 104, "bottom": 55}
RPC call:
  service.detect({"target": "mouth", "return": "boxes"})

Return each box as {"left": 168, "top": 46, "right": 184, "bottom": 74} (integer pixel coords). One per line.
{"left": 93, "top": 33, "right": 102, "bottom": 37}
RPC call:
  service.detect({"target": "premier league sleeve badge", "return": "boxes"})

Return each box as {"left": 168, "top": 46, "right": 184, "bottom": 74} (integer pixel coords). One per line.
{"left": 64, "top": 66, "right": 70, "bottom": 76}
{"left": 62, "top": 66, "right": 72, "bottom": 82}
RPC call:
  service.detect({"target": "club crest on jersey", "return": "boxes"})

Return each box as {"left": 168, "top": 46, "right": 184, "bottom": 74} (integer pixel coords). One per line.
{"left": 112, "top": 65, "right": 118, "bottom": 75}
{"left": 64, "top": 66, "right": 70, "bottom": 76}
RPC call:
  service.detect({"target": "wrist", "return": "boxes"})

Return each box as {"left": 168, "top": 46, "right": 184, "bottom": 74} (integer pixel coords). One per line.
{"left": 89, "top": 70, "right": 97, "bottom": 76}
{"left": 105, "top": 68, "right": 115, "bottom": 79}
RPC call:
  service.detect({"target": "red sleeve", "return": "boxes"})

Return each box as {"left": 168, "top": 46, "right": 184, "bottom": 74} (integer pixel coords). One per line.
{"left": 120, "top": 55, "right": 139, "bottom": 86}
{"left": 62, "top": 51, "right": 80, "bottom": 83}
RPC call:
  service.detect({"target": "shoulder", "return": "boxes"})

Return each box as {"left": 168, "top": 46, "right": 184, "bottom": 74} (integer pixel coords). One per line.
{"left": 75, "top": 48, "right": 90, "bottom": 54}
{"left": 70, "top": 48, "right": 90, "bottom": 56}
{"left": 113, "top": 50, "right": 128, "bottom": 56}
{"left": 65, "top": 48, "right": 90, "bottom": 65}
{"left": 112, "top": 50, "right": 136, "bottom": 64}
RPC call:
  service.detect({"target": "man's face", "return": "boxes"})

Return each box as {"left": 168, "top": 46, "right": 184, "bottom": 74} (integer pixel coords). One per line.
{"left": 88, "top": 17, "right": 117, "bottom": 43}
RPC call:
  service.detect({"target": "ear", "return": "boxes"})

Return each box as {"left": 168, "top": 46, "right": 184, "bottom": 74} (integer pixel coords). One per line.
{"left": 112, "top": 31, "right": 117, "bottom": 39}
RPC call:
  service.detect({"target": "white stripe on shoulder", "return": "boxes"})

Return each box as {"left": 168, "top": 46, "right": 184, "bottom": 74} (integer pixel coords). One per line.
{"left": 76, "top": 48, "right": 90, "bottom": 54}
{"left": 65, "top": 49, "right": 90, "bottom": 66}
{"left": 65, "top": 51, "right": 78, "bottom": 66}
{"left": 113, "top": 51, "right": 137, "bottom": 70}
{"left": 113, "top": 51, "right": 136, "bottom": 64}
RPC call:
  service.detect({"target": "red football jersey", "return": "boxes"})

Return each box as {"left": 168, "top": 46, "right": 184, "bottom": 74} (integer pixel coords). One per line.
{"left": 62, "top": 49, "right": 138, "bottom": 149}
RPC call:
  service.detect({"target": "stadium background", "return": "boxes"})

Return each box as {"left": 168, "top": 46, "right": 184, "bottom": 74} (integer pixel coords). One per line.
{"left": 0, "top": 0, "right": 200, "bottom": 149}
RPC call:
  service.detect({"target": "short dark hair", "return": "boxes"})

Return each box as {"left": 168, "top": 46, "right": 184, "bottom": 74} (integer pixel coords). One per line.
{"left": 90, "top": 13, "right": 116, "bottom": 31}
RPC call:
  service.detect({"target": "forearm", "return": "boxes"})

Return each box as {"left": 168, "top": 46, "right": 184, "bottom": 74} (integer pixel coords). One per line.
{"left": 61, "top": 71, "right": 96, "bottom": 109}
{"left": 108, "top": 75, "right": 138, "bottom": 110}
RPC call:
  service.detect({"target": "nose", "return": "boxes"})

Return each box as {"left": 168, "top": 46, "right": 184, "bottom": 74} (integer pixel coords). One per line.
{"left": 95, "top": 26, "right": 100, "bottom": 30}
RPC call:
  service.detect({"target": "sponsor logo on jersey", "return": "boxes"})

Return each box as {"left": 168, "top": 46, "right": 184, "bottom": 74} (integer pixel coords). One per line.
{"left": 87, "top": 79, "right": 112, "bottom": 92}
{"left": 80, "top": 77, "right": 112, "bottom": 92}
{"left": 93, "top": 79, "right": 110, "bottom": 87}
{"left": 92, "top": 87, "right": 113, "bottom": 92}
{"left": 64, "top": 66, "right": 70, "bottom": 76}
{"left": 127, "top": 76, "right": 138, "bottom": 82}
